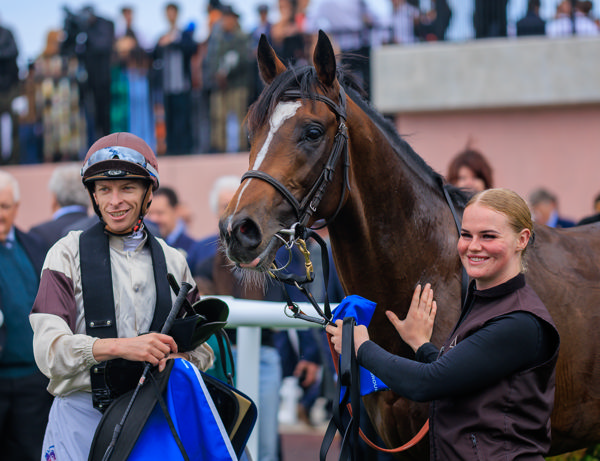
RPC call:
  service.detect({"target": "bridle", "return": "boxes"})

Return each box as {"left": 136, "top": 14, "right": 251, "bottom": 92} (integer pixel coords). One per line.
{"left": 241, "top": 86, "right": 351, "bottom": 241}
{"left": 240, "top": 86, "right": 351, "bottom": 326}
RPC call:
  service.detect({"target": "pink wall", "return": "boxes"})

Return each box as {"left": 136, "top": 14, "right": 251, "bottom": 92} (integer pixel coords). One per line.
{"left": 4, "top": 104, "right": 600, "bottom": 238}
{"left": 395, "top": 105, "right": 600, "bottom": 223}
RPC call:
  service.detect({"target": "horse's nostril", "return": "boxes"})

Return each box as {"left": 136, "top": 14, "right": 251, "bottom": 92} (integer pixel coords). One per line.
{"left": 233, "top": 218, "right": 262, "bottom": 250}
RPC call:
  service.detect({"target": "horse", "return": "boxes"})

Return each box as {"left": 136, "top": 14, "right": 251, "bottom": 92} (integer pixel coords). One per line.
{"left": 219, "top": 31, "right": 600, "bottom": 459}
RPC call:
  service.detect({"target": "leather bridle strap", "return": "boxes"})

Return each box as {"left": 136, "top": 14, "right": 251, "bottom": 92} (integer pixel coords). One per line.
{"left": 241, "top": 87, "right": 349, "bottom": 229}
{"left": 242, "top": 169, "right": 302, "bottom": 216}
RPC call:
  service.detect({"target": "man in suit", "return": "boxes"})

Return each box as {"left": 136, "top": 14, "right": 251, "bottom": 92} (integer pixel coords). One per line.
{"left": 577, "top": 192, "right": 600, "bottom": 225}
{"left": 473, "top": 0, "right": 509, "bottom": 38}
{"left": 154, "top": 3, "right": 197, "bottom": 155}
{"left": 516, "top": 0, "right": 546, "bottom": 36}
{"left": 29, "top": 164, "right": 89, "bottom": 248}
{"left": 0, "top": 170, "right": 53, "bottom": 460}
{"left": 146, "top": 186, "right": 196, "bottom": 256}
{"left": 529, "top": 187, "right": 576, "bottom": 228}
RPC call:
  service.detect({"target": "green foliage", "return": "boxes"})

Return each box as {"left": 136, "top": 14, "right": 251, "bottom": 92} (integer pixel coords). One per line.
{"left": 546, "top": 445, "right": 600, "bottom": 461}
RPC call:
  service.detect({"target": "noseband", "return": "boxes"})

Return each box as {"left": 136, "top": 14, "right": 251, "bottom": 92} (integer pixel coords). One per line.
{"left": 241, "top": 87, "right": 350, "bottom": 237}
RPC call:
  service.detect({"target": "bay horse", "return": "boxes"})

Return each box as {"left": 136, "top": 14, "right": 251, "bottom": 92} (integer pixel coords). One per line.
{"left": 220, "top": 31, "right": 600, "bottom": 459}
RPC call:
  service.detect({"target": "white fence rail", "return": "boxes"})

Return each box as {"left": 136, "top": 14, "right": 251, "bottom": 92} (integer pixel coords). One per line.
{"left": 212, "top": 296, "right": 335, "bottom": 459}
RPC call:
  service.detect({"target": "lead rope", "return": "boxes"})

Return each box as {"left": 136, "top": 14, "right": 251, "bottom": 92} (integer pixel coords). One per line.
{"left": 269, "top": 230, "right": 431, "bottom": 457}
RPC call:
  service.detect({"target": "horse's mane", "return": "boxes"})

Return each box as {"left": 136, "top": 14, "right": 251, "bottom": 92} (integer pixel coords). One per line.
{"left": 247, "top": 64, "right": 470, "bottom": 209}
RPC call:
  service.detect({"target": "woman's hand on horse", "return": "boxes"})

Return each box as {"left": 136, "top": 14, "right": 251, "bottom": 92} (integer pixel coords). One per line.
{"left": 326, "top": 320, "right": 371, "bottom": 356}
{"left": 386, "top": 283, "right": 437, "bottom": 353}
{"left": 92, "top": 333, "right": 178, "bottom": 371}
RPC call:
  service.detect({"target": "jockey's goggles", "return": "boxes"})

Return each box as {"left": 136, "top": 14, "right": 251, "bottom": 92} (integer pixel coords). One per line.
{"left": 81, "top": 146, "right": 159, "bottom": 182}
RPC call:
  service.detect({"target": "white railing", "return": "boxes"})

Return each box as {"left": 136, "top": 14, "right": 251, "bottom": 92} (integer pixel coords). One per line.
{"left": 212, "top": 296, "right": 334, "bottom": 459}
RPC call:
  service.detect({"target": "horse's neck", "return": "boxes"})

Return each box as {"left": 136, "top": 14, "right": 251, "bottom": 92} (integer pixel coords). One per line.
{"left": 328, "top": 103, "right": 461, "bottom": 309}
{"left": 342, "top": 104, "right": 451, "bottom": 243}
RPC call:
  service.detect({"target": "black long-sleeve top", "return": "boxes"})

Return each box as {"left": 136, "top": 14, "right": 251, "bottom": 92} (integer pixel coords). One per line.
{"left": 357, "top": 310, "right": 554, "bottom": 402}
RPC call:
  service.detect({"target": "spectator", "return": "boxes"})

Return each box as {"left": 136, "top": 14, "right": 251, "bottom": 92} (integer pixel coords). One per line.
{"left": 0, "top": 20, "right": 20, "bottom": 164}
{"left": 29, "top": 164, "right": 89, "bottom": 248}
{"left": 446, "top": 146, "right": 494, "bottom": 193}
{"left": 305, "top": 0, "right": 378, "bottom": 96}
{"left": 0, "top": 170, "right": 53, "bottom": 460}
{"left": 388, "top": 0, "right": 419, "bottom": 44}
{"left": 37, "top": 29, "right": 87, "bottom": 162}
{"left": 146, "top": 186, "right": 197, "bottom": 257}
{"left": 252, "top": 4, "right": 273, "bottom": 48}
{"left": 250, "top": 4, "right": 273, "bottom": 103}
{"left": 529, "top": 187, "right": 575, "bottom": 228}
{"left": 30, "top": 132, "right": 213, "bottom": 460}
{"left": 113, "top": 6, "right": 155, "bottom": 148}
{"left": 154, "top": 3, "right": 197, "bottom": 155}
{"left": 77, "top": 7, "right": 115, "bottom": 144}
{"left": 546, "top": 0, "right": 599, "bottom": 37}
{"left": 414, "top": 0, "right": 452, "bottom": 42}
{"left": 207, "top": 5, "right": 252, "bottom": 153}
{"left": 516, "top": 0, "right": 546, "bottom": 36}
{"left": 194, "top": 0, "right": 225, "bottom": 154}
{"left": 577, "top": 191, "right": 600, "bottom": 225}
{"left": 271, "top": 0, "right": 306, "bottom": 65}
{"left": 473, "top": 0, "right": 508, "bottom": 38}
{"left": 188, "top": 175, "right": 237, "bottom": 277}
{"left": 17, "top": 60, "right": 43, "bottom": 164}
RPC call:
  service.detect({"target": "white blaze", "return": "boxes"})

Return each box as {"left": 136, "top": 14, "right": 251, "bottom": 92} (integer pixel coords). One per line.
{"left": 228, "top": 101, "right": 302, "bottom": 232}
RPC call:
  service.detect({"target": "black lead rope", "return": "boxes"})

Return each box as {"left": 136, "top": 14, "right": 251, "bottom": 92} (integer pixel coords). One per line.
{"left": 274, "top": 228, "right": 334, "bottom": 326}
{"left": 320, "top": 317, "right": 360, "bottom": 461}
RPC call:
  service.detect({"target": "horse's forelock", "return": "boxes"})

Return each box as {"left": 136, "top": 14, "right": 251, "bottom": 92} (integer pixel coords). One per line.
{"left": 248, "top": 65, "right": 317, "bottom": 133}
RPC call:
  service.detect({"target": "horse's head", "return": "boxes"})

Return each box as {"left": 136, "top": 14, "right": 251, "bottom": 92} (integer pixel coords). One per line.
{"left": 219, "top": 31, "right": 349, "bottom": 271}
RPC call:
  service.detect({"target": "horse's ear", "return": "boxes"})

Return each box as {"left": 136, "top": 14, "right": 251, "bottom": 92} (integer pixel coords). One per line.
{"left": 313, "top": 30, "right": 337, "bottom": 88}
{"left": 257, "top": 34, "right": 287, "bottom": 85}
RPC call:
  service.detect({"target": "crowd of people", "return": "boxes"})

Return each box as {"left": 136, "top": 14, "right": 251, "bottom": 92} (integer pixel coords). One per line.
{"left": 1, "top": 0, "right": 598, "bottom": 165}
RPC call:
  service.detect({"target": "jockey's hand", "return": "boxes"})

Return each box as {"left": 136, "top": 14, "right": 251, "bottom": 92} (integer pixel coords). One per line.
{"left": 92, "top": 333, "right": 178, "bottom": 371}
{"left": 386, "top": 283, "right": 437, "bottom": 353}
{"left": 326, "top": 320, "right": 370, "bottom": 356}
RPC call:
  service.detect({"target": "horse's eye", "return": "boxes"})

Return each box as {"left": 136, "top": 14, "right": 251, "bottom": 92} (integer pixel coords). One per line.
{"left": 303, "top": 126, "right": 323, "bottom": 142}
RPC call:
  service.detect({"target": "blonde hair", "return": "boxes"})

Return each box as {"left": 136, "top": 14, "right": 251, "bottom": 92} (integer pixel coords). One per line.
{"left": 466, "top": 188, "right": 534, "bottom": 265}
